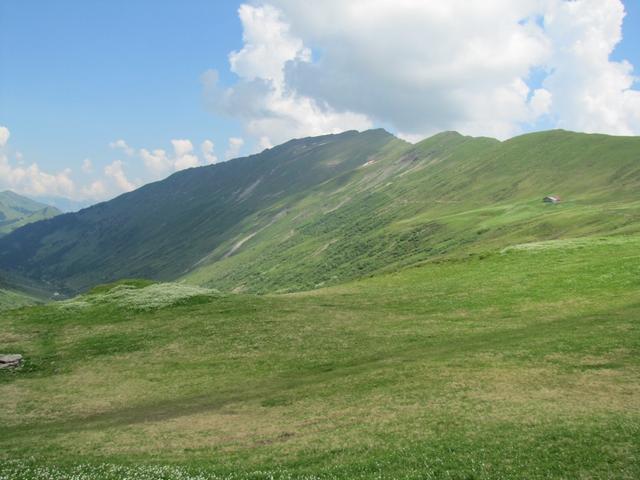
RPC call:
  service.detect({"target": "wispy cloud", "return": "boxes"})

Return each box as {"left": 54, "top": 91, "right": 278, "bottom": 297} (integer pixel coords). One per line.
{"left": 109, "top": 139, "right": 135, "bottom": 156}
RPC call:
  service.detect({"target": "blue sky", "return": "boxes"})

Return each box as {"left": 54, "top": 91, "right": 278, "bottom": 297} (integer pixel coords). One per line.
{"left": 613, "top": 0, "right": 640, "bottom": 67}
{"left": 1, "top": 1, "right": 245, "bottom": 193}
{"left": 1, "top": 0, "right": 639, "bottom": 201}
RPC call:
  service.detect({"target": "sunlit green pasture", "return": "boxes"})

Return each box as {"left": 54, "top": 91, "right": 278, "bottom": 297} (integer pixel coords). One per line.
{"left": 1, "top": 235, "right": 639, "bottom": 479}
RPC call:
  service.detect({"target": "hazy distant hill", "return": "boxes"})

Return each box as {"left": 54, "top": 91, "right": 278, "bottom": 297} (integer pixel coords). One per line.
{"left": 32, "top": 195, "right": 94, "bottom": 213}
{"left": 0, "top": 129, "right": 639, "bottom": 294}
{"left": 0, "top": 285, "right": 38, "bottom": 310}
{"left": 0, "top": 191, "right": 61, "bottom": 237}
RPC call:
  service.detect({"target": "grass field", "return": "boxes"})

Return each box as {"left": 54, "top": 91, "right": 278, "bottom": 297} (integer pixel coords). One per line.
{"left": 1, "top": 234, "right": 639, "bottom": 478}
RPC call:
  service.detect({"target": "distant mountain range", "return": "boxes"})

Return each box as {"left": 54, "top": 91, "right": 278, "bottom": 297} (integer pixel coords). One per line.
{"left": 0, "top": 191, "right": 61, "bottom": 237}
{"left": 0, "top": 128, "right": 639, "bottom": 295}
{"left": 31, "top": 195, "right": 94, "bottom": 213}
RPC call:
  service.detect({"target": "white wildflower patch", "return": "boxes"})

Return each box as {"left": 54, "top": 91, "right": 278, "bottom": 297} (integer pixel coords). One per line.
{"left": 93, "top": 283, "right": 218, "bottom": 310}
{"left": 0, "top": 460, "right": 346, "bottom": 480}
{"left": 56, "top": 282, "right": 219, "bottom": 312}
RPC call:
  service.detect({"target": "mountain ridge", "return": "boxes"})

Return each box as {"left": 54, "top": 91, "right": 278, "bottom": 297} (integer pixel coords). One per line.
{"left": 0, "top": 128, "right": 400, "bottom": 293}
{"left": 1, "top": 128, "right": 639, "bottom": 295}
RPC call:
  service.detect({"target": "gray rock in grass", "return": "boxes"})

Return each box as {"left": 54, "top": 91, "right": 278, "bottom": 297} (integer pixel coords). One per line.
{"left": 0, "top": 354, "right": 23, "bottom": 368}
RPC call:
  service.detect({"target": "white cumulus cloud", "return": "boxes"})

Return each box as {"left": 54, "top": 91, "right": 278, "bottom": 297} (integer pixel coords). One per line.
{"left": 0, "top": 126, "right": 10, "bottom": 147}
{"left": 201, "top": 140, "right": 218, "bottom": 164}
{"left": 258, "top": 136, "right": 273, "bottom": 151}
{"left": 171, "top": 139, "right": 194, "bottom": 158}
{"left": 225, "top": 137, "right": 245, "bottom": 160}
{"left": 81, "top": 180, "right": 107, "bottom": 200}
{"left": 140, "top": 139, "right": 205, "bottom": 178}
{"left": 140, "top": 148, "right": 171, "bottom": 175}
{"left": 104, "top": 160, "right": 136, "bottom": 193}
{"left": 0, "top": 126, "right": 76, "bottom": 198}
{"left": 0, "top": 161, "right": 76, "bottom": 198}
{"left": 541, "top": 0, "right": 640, "bottom": 135}
{"left": 203, "top": 4, "right": 372, "bottom": 146}
{"left": 171, "top": 139, "right": 200, "bottom": 170}
{"left": 206, "top": 1, "right": 640, "bottom": 141}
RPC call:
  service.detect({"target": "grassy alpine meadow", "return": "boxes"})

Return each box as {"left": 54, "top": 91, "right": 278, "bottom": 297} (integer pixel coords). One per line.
{"left": 183, "top": 131, "right": 640, "bottom": 295}
{"left": 1, "top": 235, "right": 640, "bottom": 479}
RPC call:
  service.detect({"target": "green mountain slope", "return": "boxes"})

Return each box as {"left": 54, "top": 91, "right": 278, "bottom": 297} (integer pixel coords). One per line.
{"left": 1, "top": 129, "right": 639, "bottom": 295}
{"left": 184, "top": 129, "right": 640, "bottom": 292}
{"left": 0, "top": 190, "right": 61, "bottom": 236}
{"left": 1, "top": 235, "right": 639, "bottom": 478}
{"left": 0, "top": 129, "right": 400, "bottom": 293}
